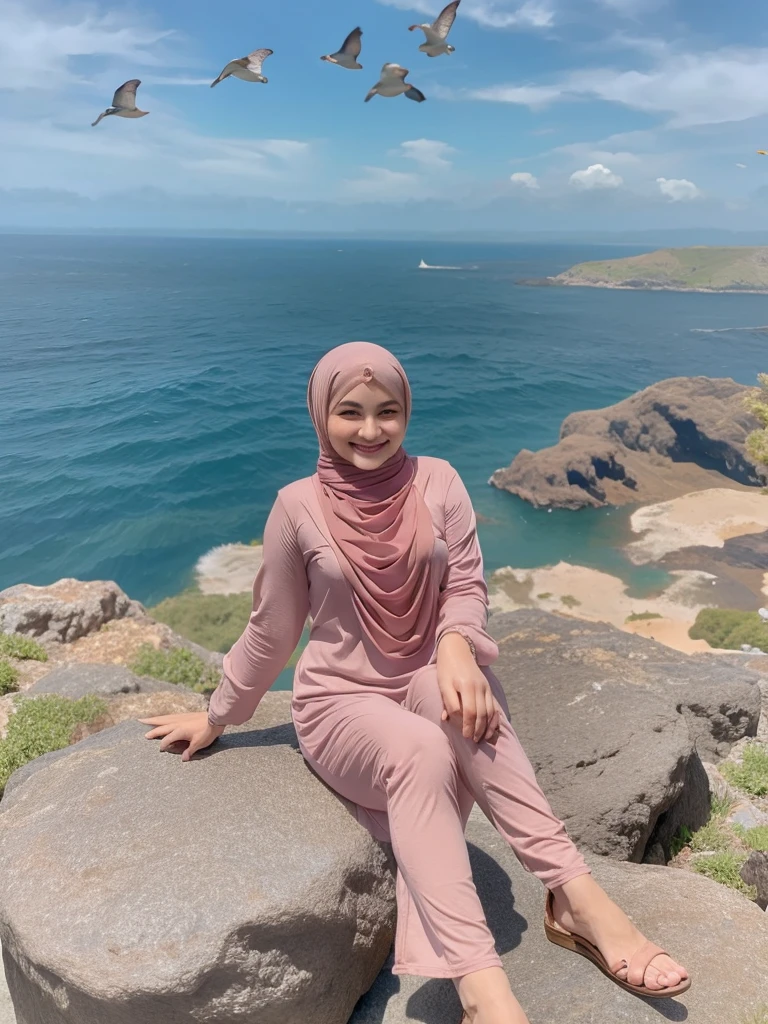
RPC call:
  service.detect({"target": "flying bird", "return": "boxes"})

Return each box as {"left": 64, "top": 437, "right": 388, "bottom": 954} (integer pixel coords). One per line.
{"left": 365, "top": 64, "right": 425, "bottom": 103}
{"left": 409, "top": 0, "right": 460, "bottom": 57}
{"left": 91, "top": 80, "right": 148, "bottom": 127}
{"left": 321, "top": 27, "right": 363, "bottom": 69}
{"left": 758, "top": 151, "right": 768, "bottom": 156}
{"left": 211, "top": 48, "right": 273, "bottom": 87}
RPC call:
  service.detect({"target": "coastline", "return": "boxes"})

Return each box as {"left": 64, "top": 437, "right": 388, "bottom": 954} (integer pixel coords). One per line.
{"left": 525, "top": 278, "right": 768, "bottom": 294}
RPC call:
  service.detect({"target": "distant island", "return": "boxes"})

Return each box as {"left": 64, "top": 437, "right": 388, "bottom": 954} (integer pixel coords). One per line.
{"left": 520, "top": 246, "right": 768, "bottom": 293}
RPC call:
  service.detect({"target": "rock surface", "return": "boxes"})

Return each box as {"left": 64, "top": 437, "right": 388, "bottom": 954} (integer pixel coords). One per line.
{"left": 741, "top": 852, "right": 768, "bottom": 911}
{"left": 490, "top": 376, "right": 762, "bottom": 509}
{"left": 26, "top": 664, "right": 181, "bottom": 699}
{"left": 0, "top": 692, "right": 395, "bottom": 1024}
{"left": 487, "top": 610, "right": 761, "bottom": 859}
{"left": 350, "top": 805, "right": 768, "bottom": 1024}
{"left": 0, "top": 579, "right": 145, "bottom": 644}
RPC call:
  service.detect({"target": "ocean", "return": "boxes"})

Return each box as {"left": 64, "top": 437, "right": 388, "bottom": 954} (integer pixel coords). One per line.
{"left": 1, "top": 234, "right": 765, "bottom": 611}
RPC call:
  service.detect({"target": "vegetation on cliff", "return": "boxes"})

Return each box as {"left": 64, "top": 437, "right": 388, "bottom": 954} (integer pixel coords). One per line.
{"left": 689, "top": 608, "right": 768, "bottom": 653}
{"left": 553, "top": 246, "right": 768, "bottom": 291}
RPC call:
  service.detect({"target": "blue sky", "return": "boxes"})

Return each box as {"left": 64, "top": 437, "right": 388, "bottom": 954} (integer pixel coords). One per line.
{"left": 3, "top": 0, "right": 768, "bottom": 231}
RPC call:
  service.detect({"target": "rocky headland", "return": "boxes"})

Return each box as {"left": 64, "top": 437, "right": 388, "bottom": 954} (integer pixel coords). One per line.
{"left": 1, "top": 581, "right": 768, "bottom": 1022}
{"left": 519, "top": 245, "right": 768, "bottom": 293}
{"left": 490, "top": 376, "right": 762, "bottom": 510}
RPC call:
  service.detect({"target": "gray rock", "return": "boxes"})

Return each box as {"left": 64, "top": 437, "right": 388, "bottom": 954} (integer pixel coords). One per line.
{"left": 26, "top": 664, "right": 181, "bottom": 699}
{"left": 488, "top": 610, "right": 760, "bottom": 860}
{"left": 490, "top": 376, "right": 763, "bottom": 509}
{"left": 0, "top": 579, "right": 145, "bottom": 644}
{"left": 741, "top": 851, "right": 768, "bottom": 911}
{"left": 350, "top": 806, "right": 768, "bottom": 1024}
{"left": 701, "top": 761, "right": 738, "bottom": 804}
{"left": 0, "top": 693, "right": 395, "bottom": 1024}
{"left": 758, "top": 678, "right": 768, "bottom": 743}
{"left": 727, "top": 800, "right": 768, "bottom": 830}
{"left": 0, "top": 952, "right": 15, "bottom": 1024}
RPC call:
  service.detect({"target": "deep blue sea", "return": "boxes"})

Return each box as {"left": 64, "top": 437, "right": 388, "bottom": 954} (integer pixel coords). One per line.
{"left": 1, "top": 234, "right": 766, "bottom": 608}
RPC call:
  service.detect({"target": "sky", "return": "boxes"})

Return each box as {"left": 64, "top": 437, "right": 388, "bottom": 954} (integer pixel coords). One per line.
{"left": 3, "top": 0, "right": 768, "bottom": 232}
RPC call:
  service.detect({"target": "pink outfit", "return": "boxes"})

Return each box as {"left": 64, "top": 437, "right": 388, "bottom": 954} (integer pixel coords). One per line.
{"left": 207, "top": 457, "right": 590, "bottom": 978}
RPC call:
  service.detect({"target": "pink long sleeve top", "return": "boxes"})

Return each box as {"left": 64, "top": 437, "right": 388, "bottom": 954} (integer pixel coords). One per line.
{"left": 206, "top": 456, "right": 499, "bottom": 751}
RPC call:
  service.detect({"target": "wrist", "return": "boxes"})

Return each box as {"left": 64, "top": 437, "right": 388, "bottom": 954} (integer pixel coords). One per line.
{"left": 437, "top": 630, "right": 477, "bottom": 662}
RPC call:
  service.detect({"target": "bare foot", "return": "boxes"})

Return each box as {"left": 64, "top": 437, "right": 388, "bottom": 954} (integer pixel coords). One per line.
{"left": 454, "top": 966, "right": 531, "bottom": 1023}
{"left": 552, "top": 875, "right": 689, "bottom": 992}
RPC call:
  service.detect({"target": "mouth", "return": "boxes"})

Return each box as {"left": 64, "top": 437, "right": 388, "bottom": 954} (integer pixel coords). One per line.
{"left": 350, "top": 441, "right": 388, "bottom": 455}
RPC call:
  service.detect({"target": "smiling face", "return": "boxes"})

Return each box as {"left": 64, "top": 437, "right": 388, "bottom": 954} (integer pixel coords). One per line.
{"left": 327, "top": 380, "right": 407, "bottom": 469}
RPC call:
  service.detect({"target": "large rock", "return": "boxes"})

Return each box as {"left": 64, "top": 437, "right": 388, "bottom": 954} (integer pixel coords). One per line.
{"left": 490, "top": 376, "right": 763, "bottom": 508}
{"left": 26, "top": 664, "right": 181, "bottom": 699}
{"left": 0, "top": 693, "right": 396, "bottom": 1024}
{"left": 350, "top": 806, "right": 768, "bottom": 1024}
{"left": 488, "top": 610, "right": 761, "bottom": 860}
{"left": 741, "top": 852, "right": 768, "bottom": 910}
{"left": 0, "top": 580, "right": 145, "bottom": 645}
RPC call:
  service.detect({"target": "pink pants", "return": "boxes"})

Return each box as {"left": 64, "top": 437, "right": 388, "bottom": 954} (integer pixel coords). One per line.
{"left": 299, "top": 665, "right": 591, "bottom": 978}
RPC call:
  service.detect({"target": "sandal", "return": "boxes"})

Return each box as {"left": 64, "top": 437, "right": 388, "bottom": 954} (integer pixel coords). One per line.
{"left": 544, "top": 890, "right": 690, "bottom": 999}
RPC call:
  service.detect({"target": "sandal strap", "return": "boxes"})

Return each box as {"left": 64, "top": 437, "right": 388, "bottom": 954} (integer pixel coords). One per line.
{"left": 610, "top": 940, "right": 668, "bottom": 979}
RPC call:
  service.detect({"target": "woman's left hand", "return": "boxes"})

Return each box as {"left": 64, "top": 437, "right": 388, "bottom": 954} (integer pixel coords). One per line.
{"left": 436, "top": 633, "right": 503, "bottom": 744}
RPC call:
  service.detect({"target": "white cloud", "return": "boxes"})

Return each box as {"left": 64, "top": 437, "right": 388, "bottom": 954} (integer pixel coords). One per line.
{"left": 736, "top": 162, "right": 747, "bottom": 169}
{"left": 466, "top": 84, "right": 564, "bottom": 106}
{"left": 656, "top": 177, "right": 701, "bottom": 201}
{"left": 510, "top": 171, "right": 540, "bottom": 189}
{"left": 395, "top": 139, "right": 456, "bottom": 168}
{"left": 374, "top": 0, "right": 555, "bottom": 30}
{"left": 342, "top": 166, "right": 425, "bottom": 200}
{"left": 465, "top": 46, "right": 768, "bottom": 128}
{"left": 0, "top": 0, "right": 174, "bottom": 90}
{"left": 570, "top": 163, "right": 624, "bottom": 189}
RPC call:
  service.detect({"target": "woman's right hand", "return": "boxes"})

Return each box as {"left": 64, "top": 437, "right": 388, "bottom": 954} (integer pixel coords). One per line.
{"left": 138, "top": 712, "right": 226, "bottom": 762}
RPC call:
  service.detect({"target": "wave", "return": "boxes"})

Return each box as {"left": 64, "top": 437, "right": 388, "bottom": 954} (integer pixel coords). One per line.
{"left": 690, "top": 325, "right": 768, "bottom": 333}
{"left": 418, "top": 259, "right": 462, "bottom": 271}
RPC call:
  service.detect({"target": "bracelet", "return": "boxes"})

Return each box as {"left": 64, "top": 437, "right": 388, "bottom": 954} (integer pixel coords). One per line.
{"left": 440, "top": 629, "right": 477, "bottom": 661}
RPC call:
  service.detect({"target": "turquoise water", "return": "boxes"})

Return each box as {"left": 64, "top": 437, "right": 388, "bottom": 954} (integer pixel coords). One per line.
{"left": 1, "top": 234, "right": 765, "bottom": 609}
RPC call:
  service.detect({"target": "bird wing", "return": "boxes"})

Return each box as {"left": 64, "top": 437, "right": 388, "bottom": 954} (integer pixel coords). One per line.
{"left": 340, "top": 27, "right": 362, "bottom": 57}
{"left": 91, "top": 110, "right": 108, "bottom": 127}
{"left": 758, "top": 150, "right": 768, "bottom": 155}
{"left": 381, "top": 63, "right": 408, "bottom": 82}
{"left": 245, "top": 48, "right": 273, "bottom": 73}
{"left": 432, "top": 0, "right": 460, "bottom": 38}
{"left": 112, "top": 79, "right": 140, "bottom": 110}
{"left": 405, "top": 86, "right": 426, "bottom": 103}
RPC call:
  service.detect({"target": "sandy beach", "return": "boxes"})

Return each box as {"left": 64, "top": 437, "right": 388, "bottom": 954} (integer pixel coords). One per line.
{"left": 627, "top": 488, "right": 768, "bottom": 564}
{"left": 487, "top": 561, "right": 719, "bottom": 654}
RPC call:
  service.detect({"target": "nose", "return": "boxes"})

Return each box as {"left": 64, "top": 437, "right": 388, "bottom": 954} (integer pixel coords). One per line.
{"left": 358, "top": 416, "right": 382, "bottom": 442}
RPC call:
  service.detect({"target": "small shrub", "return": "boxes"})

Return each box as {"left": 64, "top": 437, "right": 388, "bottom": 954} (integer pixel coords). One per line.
{"left": 732, "top": 824, "right": 768, "bottom": 851}
{"left": 560, "top": 595, "right": 581, "bottom": 609}
{"left": 0, "top": 694, "right": 107, "bottom": 797}
{"left": 536, "top": 592, "right": 553, "bottom": 600}
{"left": 721, "top": 742, "right": 768, "bottom": 798}
{"left": 710, "top": 792, "right": 736, "bottom": 819}
{"left": 0, "top": 660, "right": 20, "bottom": 696}
{"left": 689, "top": 608, "right": 768, "bottom": 653}
{"left": 692, "top": 850, "right": 756, "bottom": 898}
{"left": 625, "top": 611, "right": 663, "bottom": 622}
{"left": 131, "top": 644, "right": 221, "bottom": 694}
{"left": 249, "top": 537, "right": 263, "bottom": 547}
{"left": 670, "top": 825, "right": 693, "bottom": 858}
{"left": 689, "top": 818, "right": 734, "bottom": 854}
{"left": 0, "top": 634, "right": 48, "bottom": 662}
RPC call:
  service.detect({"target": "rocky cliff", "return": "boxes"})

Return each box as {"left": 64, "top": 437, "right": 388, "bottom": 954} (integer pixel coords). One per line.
{"left": 490, "top": 376, "right": 763, "bottom": 509}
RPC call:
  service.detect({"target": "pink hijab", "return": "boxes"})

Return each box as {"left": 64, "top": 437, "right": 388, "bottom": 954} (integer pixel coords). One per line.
{"left": 307, "top": 342, "right": 438, "bottom": 659}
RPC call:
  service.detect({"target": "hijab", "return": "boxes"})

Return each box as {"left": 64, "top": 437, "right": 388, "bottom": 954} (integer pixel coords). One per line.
{"left": 307, "top": 342, "right": 438, "bottom": 659}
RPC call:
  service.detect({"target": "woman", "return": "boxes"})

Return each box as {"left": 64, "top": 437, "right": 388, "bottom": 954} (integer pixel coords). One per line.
{"left": 140, "top": 342, "right": 689, "bottom": 1024}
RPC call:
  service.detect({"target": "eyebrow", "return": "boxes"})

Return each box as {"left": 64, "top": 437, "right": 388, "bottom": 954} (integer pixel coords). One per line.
{"left": 335, "top": 399, "right": 401, "bottom": 410}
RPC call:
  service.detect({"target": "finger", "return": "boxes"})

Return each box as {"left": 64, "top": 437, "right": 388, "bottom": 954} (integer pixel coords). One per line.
{"left": 461, "top": 688, "right": 476, "bottom": 739}
{"left": 143, "top": 726, "right": 173, "bottom": 739}
{"left": 440, "top": 682, "right": 462, "bottom": 720}
{"left": 159, "top": 729, "right": 185, "bottom": 753}
{"left": 483, "top": 691, "right": 497, "bottom": 742}
{"left": 181, "top": 740, "right": 202, "bottom": 762}
{"left": 473, "top": 686, "right": 489, "bottom": 743}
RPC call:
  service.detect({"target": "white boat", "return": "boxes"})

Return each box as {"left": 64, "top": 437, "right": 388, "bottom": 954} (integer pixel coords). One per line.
{"left": 418, "top": 258, "right": 461, "bottom": 270}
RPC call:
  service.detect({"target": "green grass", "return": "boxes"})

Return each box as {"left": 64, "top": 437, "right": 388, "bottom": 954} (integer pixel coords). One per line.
{"left": 130, "top": 644, "right": 222, "bottom": 694}
{"left": 560, "top": 595, "right": 581, "bottom": 609}
{"left": 721, "top": 742, "right": 768, "bottom": 797}
{"left": 689, "top": 608, "right": 768, "bottom": 653}
{"left": 691, "top": 850, "right": 757, "bottom": 899}
{"left": 249, "top": 537, "right": 262, "bottom": 546}
{"left": 0, "top": 660, "right": 20, "bottom": 696}
{"left": 146, "top": 588, "right": 254, "bottom": 654}
{"left": 732, "top": 824, "right": 768, "bottom": 851}
{"left": 536, "top": 592, "right": 553, "bottom": 600}
{"left": 740, "top": 1005, "right": 768, "bottom": 1024}
{"left": 625, "top": 611, "right": 663, "bottom": 622}
{"left": 0, "top": 634, "right": 48, "bottom": 662}
{"left": 0, "top": 694, "right": 108, "bottom": 797}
